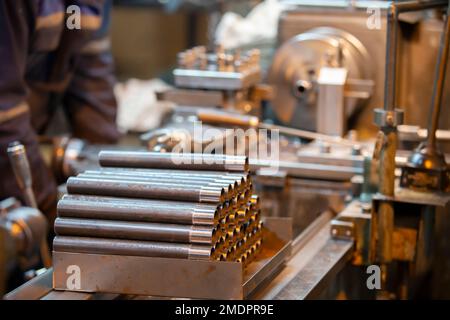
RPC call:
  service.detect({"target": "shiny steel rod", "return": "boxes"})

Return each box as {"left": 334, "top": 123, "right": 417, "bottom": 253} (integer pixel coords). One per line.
{"left": 53, "top": 236, "right": 213, "bottom": 260}
{"left": 83, "top": 170, "right": 246, "bottom": 192}
{"left": 58, "top": 195, "right": 220, "bottom": 225}
{"left": 54, "top": 218, "right": 216, "bottom": 244}
{"left": 98, "top": 151, "right": 249, "bottom": 172}
{"left": 77, "top": 173, "right": 237, "bottom": 196}
{"left": 66, "top": 176, "right": 227, "bottom": 203}
{"left": 90, "top": 168, "right": 250, "bottom": 183}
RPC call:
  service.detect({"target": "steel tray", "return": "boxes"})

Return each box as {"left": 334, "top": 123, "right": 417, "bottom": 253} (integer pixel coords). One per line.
{"left": 52, "top": 217, "right": 292, "bottom": 299}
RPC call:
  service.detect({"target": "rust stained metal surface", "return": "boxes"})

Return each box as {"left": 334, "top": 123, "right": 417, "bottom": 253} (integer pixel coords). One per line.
{"left": 392, "top": 227, "right": 417, "bottom": 262}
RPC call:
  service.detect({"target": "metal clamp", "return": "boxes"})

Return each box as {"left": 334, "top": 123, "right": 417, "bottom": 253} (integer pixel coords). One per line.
{"left": 330, "top": 220, "right": 355, "bottom": 241}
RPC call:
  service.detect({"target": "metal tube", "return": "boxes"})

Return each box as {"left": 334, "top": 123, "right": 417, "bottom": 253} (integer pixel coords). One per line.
{"left": 77, "top": 173, "right": 236, "bottom": 197}
{"left": 57, "top": 195, "right": 219, "bottom": 226}
{"left": 54, "top": 218, "right": 215, "bottom": 245}
{"left": 89, "top": 168, "right": 250, "bottom": 184}
{"left": 384, "top": 4, "right": 398, "bottom": 111}
{"left": 89, "top": 169, "right": 250, "bottom": 192}
{"left": 84, "top": 170, "right": 247, "bottom": 194}
{"left": 428, "top": 3, "right": 450, "bottom": 147}
{"left": 66, "top": 177, "right": 226, "bottom": 203}
{"left": 53, "top": 236, "right": 213, "bottom": 260}
{"left": 98, "top": 151, "right": 249, "bottom": 172}
{"left": 85, "top": 169, "right": 245, "bottom": 182}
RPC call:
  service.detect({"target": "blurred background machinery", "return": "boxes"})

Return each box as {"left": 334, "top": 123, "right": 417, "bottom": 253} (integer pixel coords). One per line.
{"left": 269, "top": 1, "right": 450, "bottom": 137}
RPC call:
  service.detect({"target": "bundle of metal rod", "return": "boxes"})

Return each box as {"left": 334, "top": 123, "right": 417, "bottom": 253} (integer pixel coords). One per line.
{"left": 214, "top": 201, "right": 263, "bottom": 264}
{"left": 98, "top": 151, "right": 249, "bottom": 172}
{"left": 55, "top": 151, "right": 264, "bottom": 265}
{"left": 87, "top": 167, "right": 251, "bottom": 185}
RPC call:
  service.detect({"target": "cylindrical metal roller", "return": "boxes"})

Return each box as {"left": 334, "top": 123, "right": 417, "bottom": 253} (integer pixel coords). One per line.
{"left": 66, "top": 177, "right": 227, "bottom": 203}
{"left": 84, "top": 170, "right": 246, "bottom": 192}
{"left": 54, "top": 218, "right": 216, "bottom": 244}
{"left": 89, "top": 168, "right": 251, "bottom": 185}
{"left": 98, "top": 151, "right": 249, "bottom": 172}
{"left": 53, "top": 236, "right": 213, "bottom": 260}
{"left": 77, "top": 173, "right": 237, "bottom": 198}
{"left": 57, "top": 195, "right": 220, "bottom": 226}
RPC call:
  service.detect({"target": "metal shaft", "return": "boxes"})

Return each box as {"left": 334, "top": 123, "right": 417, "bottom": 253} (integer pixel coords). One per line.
{"left": 428, "top": 3, "right": 450, "bottom": 147}
{"left": 196, "top": 108, "right": 356, "bottom": 146}
{"left": 66, "top": 176, "right": 227, "bottom": 203}
{"left": 58, "top": 195, "right": 219, "bottom": 226}
{"left": 84, "top": 170, "right": 247, "bottom": 192}
{"left": 54, "top": 218, "right": 216, "bottom": 245}
{"left": 53, "top": 236, "right": 213, "bottom": 260}
{"left": 384, "top": 3, "right": 399, "bottom": 111}
{"left": 77, "top": 173, "right": 238, "bottom": 196}
{"left": 88, "top": 168, "right": 250, "bottom": 189}
{"left": 92, "top": 168, "right": 250, "bottom": 182}
{"left": 99, "top": 151, "right": 249, "bottom": 172}
{"left": 259, "top": 122, "right": 356, "bottom": 146}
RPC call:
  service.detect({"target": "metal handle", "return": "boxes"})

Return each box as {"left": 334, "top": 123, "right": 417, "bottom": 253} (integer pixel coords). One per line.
{"left": 7, "top": 142, "right": 37, "bottom": 208}
{"left": 7, "top": 141, "right": 52, "bottom": 268}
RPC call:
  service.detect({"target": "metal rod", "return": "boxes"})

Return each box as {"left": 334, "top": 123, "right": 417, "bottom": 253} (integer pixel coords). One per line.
{"left": 53, "top": 236, "right": 213, "bottom": 260}
{"left": 58, "top": 195, "right": 220, "bottom": 226}
{"left": 66, "top": 177, "right": 227, "bottom": 203}
{"left": 54, "top": 218, "right": 216, "bottom": 245}
{"left": 428, "top": 3, "right": 450, "bottom": 147}
{"left": 196, "top": 108, "right": 357, "bottom": 146}
{"left": 384, "top": 4, "right": 399, "bottom": 111}
{"left": 99, "top": 151, "right": 249, "bottom": 172}
{"left": 77, "top": 173, "right": 237, "bottom": 197}
{"left": 84, "top": 170, "right": 247, "bottom": 192}
{"left": 259, "top": 122, "right": 356, "bottom": 146}
{"left": 89, "top": 168, "right": 250, "bottom": 184}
